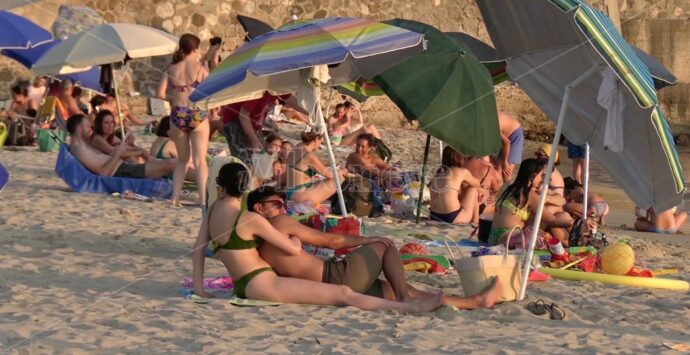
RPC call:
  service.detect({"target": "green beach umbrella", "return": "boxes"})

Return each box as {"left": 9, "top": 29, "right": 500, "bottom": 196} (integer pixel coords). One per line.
{"left": 375, "top": 19, "right": 500, "bottom": 157}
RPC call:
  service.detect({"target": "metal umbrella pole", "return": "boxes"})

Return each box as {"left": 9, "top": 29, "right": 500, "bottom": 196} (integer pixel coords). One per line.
{"left": 110, "top": 64, "right": 126, "bottom": 138}
{"left": 415, "top": 134, "right": 432, "bottom": 224}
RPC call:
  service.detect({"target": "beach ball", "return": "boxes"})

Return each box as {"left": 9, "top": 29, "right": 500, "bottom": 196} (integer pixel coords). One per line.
{"left": 399, "top": 242, "right": 427, "bottom": 255}
{"left": 600, "top": 243, "right": 635, "bottom": 275}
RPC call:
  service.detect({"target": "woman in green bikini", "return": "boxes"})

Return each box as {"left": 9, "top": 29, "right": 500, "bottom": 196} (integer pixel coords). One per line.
{"left": 283, "top": 128, "right": 347, "bottom": 205}
{"left": 489, "top": 158, "right": 570, "bottom": 247}
{"left": 192, "top": 163, "right": 441, "bottom": 312}
{"left": 149, "top": 116, "right": 196, "bottom": 181}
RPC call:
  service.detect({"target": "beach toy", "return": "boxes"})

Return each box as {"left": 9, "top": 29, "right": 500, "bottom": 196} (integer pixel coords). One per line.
{"left": 600, "top": 243, "right": 635, "bottom": 275}
{"left": 400, "top": 254, "right": 450, "bottom": 269}
{"left": 539, "top": 268, "right": 690, "bottom": 291}
{"left": 399, "top": 242, "right": 427, "bottom": 255}
{"left": 651, "top": 269, "right": 679, "bottom": 277}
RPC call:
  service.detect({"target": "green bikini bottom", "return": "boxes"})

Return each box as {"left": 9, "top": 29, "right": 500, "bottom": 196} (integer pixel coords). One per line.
{"left": 234, "top": 267, "right": 274, "bottom": 299}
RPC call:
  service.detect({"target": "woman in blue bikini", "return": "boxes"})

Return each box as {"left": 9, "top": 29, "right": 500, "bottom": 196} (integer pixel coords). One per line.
{"left": 157, "top": 33, "right": 210, "bottom": 206}
{"left": 191, "top": 163, "right": 441, "bottom": 312}
{"left": 283, "top": 128, "right": 346, "bottom": 206}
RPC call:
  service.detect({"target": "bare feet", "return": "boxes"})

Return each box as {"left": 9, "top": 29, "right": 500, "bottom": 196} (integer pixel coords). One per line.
{"left": 405, "top": 292, "right": 443, "bottom": 313}
{"left": 476, "top": 277, "right": 502, "bottom": 309}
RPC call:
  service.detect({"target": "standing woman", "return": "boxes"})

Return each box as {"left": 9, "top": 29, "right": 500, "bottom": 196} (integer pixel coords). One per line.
{"left": 157, "top": 34, "right": 210, "bottom": 206}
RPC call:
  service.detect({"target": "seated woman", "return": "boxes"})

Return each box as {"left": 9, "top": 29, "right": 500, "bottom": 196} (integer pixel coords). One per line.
{"left": 534, "top": 144, "right": 574, "bottom": 243}
{"left": 191, "top": 162, "right": 441, "bottom": 311}
{"left": 271, "top": 140, "right": 292, "bottom": 188}
{"left": 489, "top": 158, "right": 572, "bottom": 247}
{"left": 149, "top": 116, "right": 196, "bottom": 181}
{"left": 328, "top": 103, "right": 382, "bottom": 147}
{"left": 89, "top": 110, "right": 148, "bottom": 164}
{"left": 634, "top": 206, "right": 687, "bottom": 234}
{"left": 428, "top": 147, "right": 481, "bottom": 225}
{"left": 284, "top": 128, "right": 347, "bottom": 206}
{"left": 8, "top": 83, "right": 32, "bottom": 119}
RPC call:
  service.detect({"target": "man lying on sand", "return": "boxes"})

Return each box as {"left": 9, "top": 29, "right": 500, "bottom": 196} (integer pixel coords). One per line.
{"left": 66, "top": 114, "right": 175, "bottom": 179}
{"left": 194, "top": 185, "right": 501, "bottom": 309}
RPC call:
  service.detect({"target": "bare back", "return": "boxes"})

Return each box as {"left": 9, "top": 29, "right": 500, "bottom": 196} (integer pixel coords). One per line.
{"left": 258, "top": 241, "right": 323, "bottom": 281}
{"left": 166, "top": 60, "right": 207, "bottom": 107}
{"left": 429, "top": 167, "right": 465, "bottom": 213}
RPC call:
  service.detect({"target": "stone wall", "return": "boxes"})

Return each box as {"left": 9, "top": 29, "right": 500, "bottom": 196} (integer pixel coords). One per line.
{"left": 1, "top": 0, "right": 689, "bottom": 135}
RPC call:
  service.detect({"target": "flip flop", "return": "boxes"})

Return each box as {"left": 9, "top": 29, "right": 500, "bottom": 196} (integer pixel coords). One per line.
{"left": 526, "top": 299, "right": 548, "bottom": 316}
{"left": 546, "top": 303, "right": 566, "bottom": 320}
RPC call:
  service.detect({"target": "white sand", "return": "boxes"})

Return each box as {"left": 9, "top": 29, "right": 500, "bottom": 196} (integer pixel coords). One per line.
{"left": 0, "top": 121, "right": 688, "bottom": 353}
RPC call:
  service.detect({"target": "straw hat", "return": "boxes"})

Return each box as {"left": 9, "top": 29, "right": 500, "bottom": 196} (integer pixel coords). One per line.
{"left": 537, "top": 143, "right": 559, "bottom": 164}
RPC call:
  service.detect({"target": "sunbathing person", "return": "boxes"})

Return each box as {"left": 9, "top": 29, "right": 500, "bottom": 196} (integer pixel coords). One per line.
{"left": 634, "top": 206, "right": 687, "bottom": 234}
{"left": 66, "top": 114, "right": 175, "bottom": 179}
{"left": 149, "top": 116, "right": 196, "bottom": 180}
{"left": 329, "top": 103, "right": 382, "bottom": 146}
{"left": 90, "top": 110, "right": 149, "bottom": 164}
{"left": 7, "top": 82, "right": 32, "bottom": 119}
{"left": 533, "top": 144, "right": 574, "bottom": 243}
{"left": 272, "top": 140, "right": 292, "bottom": 187}
{"left": 464, "top": 155, "right": 503, "bottom": 217}
{"left": 563, "top": 177, "right": 609, "bottom": 225}
{"left": 428, "top": 147, "right": 480, "bottom": 224}
{"left": 194, "top": 185, "right": 500, "bottom": 309}
{"left": 58, "top": 80, "right": 83, "bottom": 117}
{"left": 489, "top": 158, "right": 572, "bottom": 247}
{"left": 345, "top": 133, "right": 397, "bottom": 187}
{"left": 191, "top": 163, "right": 441, "bottom": 312}
{"left": 284, "top": 128, "right": 347, "bottom": 205}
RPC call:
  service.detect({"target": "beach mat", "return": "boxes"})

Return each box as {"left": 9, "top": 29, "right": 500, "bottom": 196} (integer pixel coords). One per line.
{"left": 0, "top": 162, "right": 8, "bottom": 193}
{"left": 229, "top": 295, "right": 282, "bottom": 307}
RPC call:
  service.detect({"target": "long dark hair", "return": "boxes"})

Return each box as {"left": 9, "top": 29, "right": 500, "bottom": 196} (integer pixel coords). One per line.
{"left": 94, "top": 110, "right": 115, "bottom": 141}
{"left": 496, "top": 158, "right": 546, "bottom": 211}
{"left": 217, "top": 163, "right": 251, "bottom": 197}
{"left": 436, "top": 146, "right": 464, "bottom": 175}
{"left": 172, "top": 33, "right": 200, "bottom": 65}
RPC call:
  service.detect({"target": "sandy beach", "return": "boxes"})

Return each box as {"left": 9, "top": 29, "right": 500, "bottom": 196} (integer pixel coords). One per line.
{"left": 0, "top": 119, "right": 688, "bottom": 353}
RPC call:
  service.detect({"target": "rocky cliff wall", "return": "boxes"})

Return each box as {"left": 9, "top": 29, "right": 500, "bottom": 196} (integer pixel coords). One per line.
{"left": 1, "top": 0, "right": 689, "bottom": 137}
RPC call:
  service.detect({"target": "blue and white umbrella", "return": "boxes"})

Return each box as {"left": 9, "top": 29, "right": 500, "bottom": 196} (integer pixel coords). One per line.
{"left": 0, "top": 10, "right": 52, "bottom": 49}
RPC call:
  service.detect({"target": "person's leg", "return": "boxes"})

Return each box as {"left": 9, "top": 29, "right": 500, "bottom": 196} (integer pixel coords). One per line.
{"left": 246, "top": 272, "right": 442, "bottom": 313}
{"left": 454, "top": 186, "right": 479, "bottom": 224}
{"left": 190, "top": 120, "right": 210, "bottom": 206}
{"left": 378, "top": 277, "right": 502, "bottom": 309}
{"left": 168, "top": 125, "right": 190, "bottom": 205}
{"left": 572, "top": 158, "right": 582, "bottom": 184}
{"left": 290, "top": 179, "right": 338, "bottom": 205}
{"left": 366, "top": 242, "right": 408, "bottom": 302}
{"left": 634, "top": 219, "right": 653, "bottom": 232}
{"left": 144, "top": 159, "right": 176, "bottom": 179}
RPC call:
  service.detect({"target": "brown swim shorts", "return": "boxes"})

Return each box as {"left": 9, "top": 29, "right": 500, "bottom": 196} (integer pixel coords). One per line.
{"left": 113, "top": 163, "right": 146, "bottom": 179}
{"left": 322, "top": 245, "right": 383, "bottom": 297}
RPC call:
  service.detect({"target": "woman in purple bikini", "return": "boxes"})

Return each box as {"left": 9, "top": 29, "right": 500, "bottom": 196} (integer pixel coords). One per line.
{"left": 428, "top": 146, "right": 481, "bottom": 225}
{"left": 157, "top": 34, "right": 210, "bottom": 206}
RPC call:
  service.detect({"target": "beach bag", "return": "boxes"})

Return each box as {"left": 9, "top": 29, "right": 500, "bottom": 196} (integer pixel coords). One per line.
{"left": 37, "top": 129, "right": 65, "bottom": 152}
{"left": 5, "top": 120, "right": 30, "bottom": 146}
{"left": 0, "top": 122, "right": 8, "bottom": 149}
{"left": 445, "top": 227, "right": 525, "bottom": 303}
{"left": 330, "top": 176, "right": 384, "bottom": 218}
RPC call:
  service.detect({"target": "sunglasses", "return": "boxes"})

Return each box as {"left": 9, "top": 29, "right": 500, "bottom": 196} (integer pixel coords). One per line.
{"left": 259, "top": 199, "right": 285, "bottom": 209}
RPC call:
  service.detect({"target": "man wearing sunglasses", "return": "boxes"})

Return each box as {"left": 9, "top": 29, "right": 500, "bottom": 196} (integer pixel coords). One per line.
{"left": 241, "top": 186, "right": 501, "bottom": 309}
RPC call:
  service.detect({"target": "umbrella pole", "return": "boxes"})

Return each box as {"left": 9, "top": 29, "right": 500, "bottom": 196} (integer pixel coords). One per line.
{"left": 582, "top": 143, "right": 590, "bottom": 222}
{"left": 317, "top": 92, "right": 347, "bottom": 217}
{"left": 518, "top": 65, "right": 600, "bottom": 301}
{"left": 416, "top": 134, "right": 432, "bottom": 224}
{"left": 110, "top": 65, "right": 126, "bottom": 138}
{"left": 439, "top": 141, "right": 443, "bottom": 161}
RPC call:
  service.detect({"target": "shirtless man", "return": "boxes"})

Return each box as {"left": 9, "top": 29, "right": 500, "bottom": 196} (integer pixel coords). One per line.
{"left": 66, "top": 114, "right": 175, "bottom": 179}
{"left": 345, "top": 133, "right": 397, "bottom": 186}
{"left": 463, "top": 155, "right": 503, "bottom": 217}
{"left": 497, "top": 112, "right": 524, "bottom": 182}
{"left": 58, "top": 80, "right": 83, "bottom": 118}
{"left": 193, "top": 185, "right": 501, "bottom": 309}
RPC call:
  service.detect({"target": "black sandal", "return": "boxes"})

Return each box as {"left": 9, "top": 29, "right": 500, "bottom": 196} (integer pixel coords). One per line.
{"left": 545, "top": 303, "right": 566, "bottom": 320}
{"left": 526, "top": 299, "right": 548, "bottom": 316}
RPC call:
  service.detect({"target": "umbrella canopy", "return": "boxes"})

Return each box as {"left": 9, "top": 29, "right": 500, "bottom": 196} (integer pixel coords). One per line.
{"left": 0, "top": 1, "right": 42, "bottom": 10}
{"left": 478, "top": 0, "right": 684, "bottom": 212}
{"left": 631, "top": 47, "right": 676, "bottom": 90}
{"left": 190, "top": 17, "right": 425, "bottom": 109}
{"left": 236, "top": 14, "right": 274, "bottom": 41}
{"left": 52, "top": 5, "right": 103, "bottom": 40}
{"left": 33, "top": 23, "right": 178, "bottom": 75}
{"left": 444, "top": 32, "right": 508, "bottom": 85}
{"left": 0, "top": 10, "right": 52, "bottom": 49}
{"left": 1, "top": 40, "right": 102, "bottom": 92}
{"left": 373, "top": 19, "right": 501, "bottom": 157}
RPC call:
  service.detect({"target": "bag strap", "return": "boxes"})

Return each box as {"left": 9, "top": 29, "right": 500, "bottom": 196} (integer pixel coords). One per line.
{"left": 442, "top": 235, "right": 467, "bottom": 261}
{"left": 503, "top": 225, "right": 526, "bottom": 255}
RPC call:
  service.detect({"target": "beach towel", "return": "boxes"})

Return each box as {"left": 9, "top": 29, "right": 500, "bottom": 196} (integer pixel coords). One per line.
{"left": 55, "top": 144, "right": 172, "bottom": 198}
{"left": 228, "top": 295, "right": 282, "bottom": 307}
{"left": 401, "top": 256, "right": 449, "bottom": 274}
{"left": 0, "top": 161, "right": 9, "bottom": 193}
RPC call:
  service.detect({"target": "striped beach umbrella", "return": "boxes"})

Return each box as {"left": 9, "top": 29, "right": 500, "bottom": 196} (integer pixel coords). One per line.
{"left": 477, "top": 0, "right": 685, "bottom": 300}
{"left": 190, "top": 17, "right": 425, "bottom": 109}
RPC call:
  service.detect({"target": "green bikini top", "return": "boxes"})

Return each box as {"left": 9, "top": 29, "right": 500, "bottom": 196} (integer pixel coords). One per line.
{"left": 207, "top": 201, "right": 263, "bottom": 250}
{"left": 500, "top": 199, "right": 530, "bottom": 222}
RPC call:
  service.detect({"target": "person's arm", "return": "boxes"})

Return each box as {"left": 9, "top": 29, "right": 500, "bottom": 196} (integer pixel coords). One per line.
{"left": 247, "top": 212, "right": 302, "bottom": 255}
{"left": 74, "top": 141, "right": 126, "bottom": 176}
{"left": 192, "top": 217, "right": 215, "bottom": 298}
{"left": 355, "top": 107, "right": 364, "bottom": 125}
{"left": 90, "top": 136, "right": 115, "bottom": 155}
{"left": 238, "top": 107, "right": 262, "bottom": 150}
{"left": 459, "top": 168, "right": 481, "bottom": 188}
{"left": 124, "top": 111, "right": 145, "bottom": 125}
{"left": 499, "top": 133, "right": 511, "bottom": 174}
{"left": 373, "top": 156, "right": 390, "bottom": 171}
{"left": 270, "top": 215, "right": 392, "bottom": 249}
{"left": 156, "top": 72, "right": 169, "bottom": 99}
{"left": 306, "top": 153, "right": 336, "bottom": 179}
